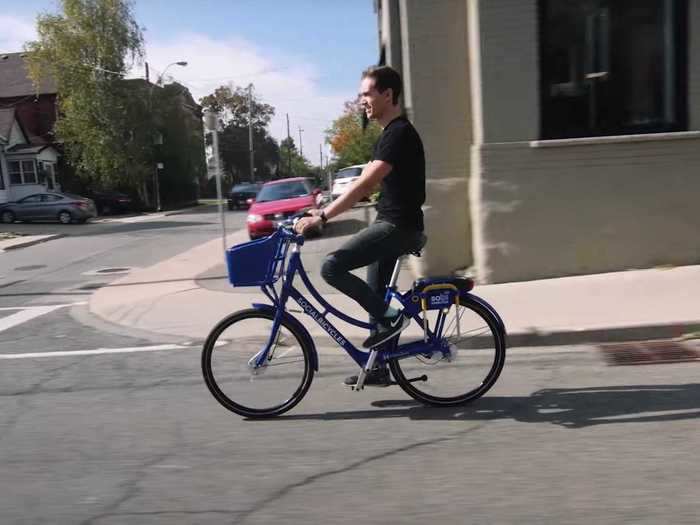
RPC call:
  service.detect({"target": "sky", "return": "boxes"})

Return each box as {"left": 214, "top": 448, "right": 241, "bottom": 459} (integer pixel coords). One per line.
{"left": 1, "top": 0, "right": 379, "bottom": 166}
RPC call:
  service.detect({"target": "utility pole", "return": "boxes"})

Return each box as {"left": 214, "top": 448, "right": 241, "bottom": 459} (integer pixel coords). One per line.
{"left": 286, "top": 113, "right": 292, "bottom": 176}
{"left": 247, "top": 84, "right": 255, "bottom": 182}
{"left": 298, "top": 126, "right": 303, "bottom": 157}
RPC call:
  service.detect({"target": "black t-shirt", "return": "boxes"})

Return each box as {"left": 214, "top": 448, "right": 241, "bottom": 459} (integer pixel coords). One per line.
{"left": 372, "top": 116, "right": 425, "bottom": 231}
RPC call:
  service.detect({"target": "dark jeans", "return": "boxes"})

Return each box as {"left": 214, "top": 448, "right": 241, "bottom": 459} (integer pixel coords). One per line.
{"left": 321, "top": 220, "right": 425, "bottom": 322}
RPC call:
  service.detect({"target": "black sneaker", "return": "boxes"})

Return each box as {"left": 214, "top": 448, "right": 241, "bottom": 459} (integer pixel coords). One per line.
{"left": 343, "top": 366, "right": 392, "bottom": 387}
{"left": 362, "top": 313, "right": 410, "bottom": 348}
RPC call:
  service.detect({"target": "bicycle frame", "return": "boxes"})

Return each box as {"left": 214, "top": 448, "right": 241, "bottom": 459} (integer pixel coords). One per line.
{"left": 251, "top": 231, "right": 451, "bottom": 370}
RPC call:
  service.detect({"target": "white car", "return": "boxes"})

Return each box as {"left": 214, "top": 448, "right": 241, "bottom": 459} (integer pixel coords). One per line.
{"left": 330, "top": 164, "right": 366, "bottom": 200}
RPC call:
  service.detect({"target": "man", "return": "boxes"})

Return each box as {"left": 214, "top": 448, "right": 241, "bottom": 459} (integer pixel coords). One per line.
{"left": 294, "top": 65, "right": 426, "bottom": 386}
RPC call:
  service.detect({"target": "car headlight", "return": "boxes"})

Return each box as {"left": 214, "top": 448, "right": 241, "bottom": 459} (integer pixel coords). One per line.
{"left": 247, "top": 214, "right": 263, "bottom": 223}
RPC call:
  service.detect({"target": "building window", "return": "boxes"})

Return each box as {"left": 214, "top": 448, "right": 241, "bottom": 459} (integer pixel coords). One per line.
{"left": 539, "top": 0, "right": 688, "bottom": 139}
{"left": 8, "top": 160, "right": 38, "bottom": 185}
{"left": 0, "top": 161, "right": 5, "bottom": 190}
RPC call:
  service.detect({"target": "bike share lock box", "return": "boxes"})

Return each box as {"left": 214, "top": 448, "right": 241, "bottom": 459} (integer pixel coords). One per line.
{"left": 226, "top": 229, "right": 290, "bottom": 287}
{"left": 412, "top": 278, "right": 474, "bottom": 342}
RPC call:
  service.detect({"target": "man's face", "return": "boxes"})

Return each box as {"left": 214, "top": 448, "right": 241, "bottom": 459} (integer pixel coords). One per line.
{"left": 359, "top": 76, "right": 392, "bottom": 121}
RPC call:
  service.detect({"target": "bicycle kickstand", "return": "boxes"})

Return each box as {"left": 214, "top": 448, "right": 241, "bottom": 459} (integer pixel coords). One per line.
{"left": 353, "top": 349, "right": 379, "bottom": 391}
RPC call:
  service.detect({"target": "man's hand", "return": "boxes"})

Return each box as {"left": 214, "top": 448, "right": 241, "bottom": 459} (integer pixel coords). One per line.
{"left": 294, "top": 215, "right": 323, "bottom": 235}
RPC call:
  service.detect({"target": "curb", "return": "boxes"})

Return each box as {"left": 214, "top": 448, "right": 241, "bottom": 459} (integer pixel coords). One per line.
{"left": 0, "top": 234, "right": 65, "bottom": 252}
{"left": 506, "top": 322, "right": 700, "bottom": 347}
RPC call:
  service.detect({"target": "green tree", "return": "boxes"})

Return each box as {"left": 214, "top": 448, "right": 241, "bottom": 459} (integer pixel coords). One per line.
{"left": 25, "top": 0, "right": 146, "bottom": 190}
{"left": 279, "top": 137, "right": 311, "bottom": 179}
{"left": 325, "top": 100, "right": 381, "bottom": 169}
{"left": 200, "top": 84, "right": 280, "bottom": 184}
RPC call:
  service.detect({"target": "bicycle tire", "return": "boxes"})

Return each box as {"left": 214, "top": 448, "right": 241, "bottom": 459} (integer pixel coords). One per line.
{"left": 389, "top": 295, "right": 506, "bottom": 406}
{"left": 202, "top": 308, "right": 314, "bottom": 418}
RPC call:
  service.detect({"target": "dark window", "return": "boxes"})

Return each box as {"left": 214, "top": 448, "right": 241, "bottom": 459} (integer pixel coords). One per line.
{"left": 9, "top": 161, "right": 22, "bottom": 185}
{"left": 540, "top": 0, "right": 688, "bottom": 139}
{"left": 0, "top": 161, "right": 5, "bottom": 190}
{"left": 20, "top": 195, "right": 42, "bottom": 204}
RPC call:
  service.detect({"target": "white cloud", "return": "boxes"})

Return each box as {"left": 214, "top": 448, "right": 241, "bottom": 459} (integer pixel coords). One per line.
{"left": 0, "top": 15, "right": 38, "bottom": 52}
{"left": 139, "top": 34, "right": 353, "bottom": 166}
{"left": 0, "top": 16, "right": 351, "bottom": 166}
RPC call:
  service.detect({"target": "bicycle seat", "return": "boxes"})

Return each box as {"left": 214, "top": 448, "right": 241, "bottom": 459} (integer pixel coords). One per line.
{"left": 407, "top": 233, "right": 428, "bottom": 257}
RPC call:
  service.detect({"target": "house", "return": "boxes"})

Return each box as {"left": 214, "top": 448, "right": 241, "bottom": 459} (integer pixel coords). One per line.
{"left": 375, "top": 0, "right": 700, "bottom": 283}
{"left": 0, "top": 52, "right": 60, "bottom": 203}
{"left": 0, "top": 108, "right": 59, "bottom": 203}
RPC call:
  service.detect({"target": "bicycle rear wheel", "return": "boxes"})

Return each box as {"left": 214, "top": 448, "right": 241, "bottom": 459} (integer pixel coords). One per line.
{"left": 202, "top": 309, "right": 314, "bottom": 418}
{"left": 389, "top": 295, "right": 506, "bottom": 406}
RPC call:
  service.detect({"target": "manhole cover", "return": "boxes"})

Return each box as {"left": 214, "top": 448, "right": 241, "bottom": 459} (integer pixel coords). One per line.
{"left": 600, "top": 340, "right": 700, "bottom": 366}
{"left": 14, "top": 265, "right": 46, "bottom": 271}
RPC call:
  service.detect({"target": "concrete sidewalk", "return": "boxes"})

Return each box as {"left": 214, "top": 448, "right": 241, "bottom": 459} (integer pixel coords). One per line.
{"left": 88, "top": 220, "right": 700, "bottom": 346}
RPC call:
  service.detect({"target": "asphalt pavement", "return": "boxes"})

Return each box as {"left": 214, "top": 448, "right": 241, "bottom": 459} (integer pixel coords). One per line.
{"left": 2, "top": 205, "right": 700, "bottom": 524}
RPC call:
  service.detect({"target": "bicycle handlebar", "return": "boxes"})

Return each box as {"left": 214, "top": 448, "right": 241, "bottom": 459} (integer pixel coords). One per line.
{"left": 277, "top": 212, "right": 309, "bottom": 245}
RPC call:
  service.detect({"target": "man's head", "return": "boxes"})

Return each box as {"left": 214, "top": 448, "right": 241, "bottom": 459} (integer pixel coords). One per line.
{"left": 359, "top": 66, "right": 402, "bottom": 122}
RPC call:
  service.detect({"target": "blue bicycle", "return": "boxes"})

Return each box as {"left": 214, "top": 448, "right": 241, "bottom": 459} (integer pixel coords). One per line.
{"left": 202, "top": 222, "right": 507, "bottom": 418}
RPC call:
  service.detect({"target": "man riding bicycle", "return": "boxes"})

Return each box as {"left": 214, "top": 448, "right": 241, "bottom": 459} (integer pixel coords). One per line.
{"left": 294, "top": 65, "right": 426, "bottom": 386}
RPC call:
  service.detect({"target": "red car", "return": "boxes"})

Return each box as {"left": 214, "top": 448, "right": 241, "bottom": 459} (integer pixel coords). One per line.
{"left": 246, "top": 177, "right": 324, "bottom": 239}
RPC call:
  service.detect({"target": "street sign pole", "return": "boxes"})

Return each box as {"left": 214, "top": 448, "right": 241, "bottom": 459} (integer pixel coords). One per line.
{"left": 205, "top": 109, "right": 227, "bottom": 260}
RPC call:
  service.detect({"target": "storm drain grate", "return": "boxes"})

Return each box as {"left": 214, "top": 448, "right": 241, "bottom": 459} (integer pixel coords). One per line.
{"left": 600, "top": 340, "right": 700, "bottom": 366}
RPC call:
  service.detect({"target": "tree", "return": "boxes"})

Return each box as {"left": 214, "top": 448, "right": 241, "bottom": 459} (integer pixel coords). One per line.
{"left": 25, "top": 0, "right": 146, "bottom": 190}
{"left": 279, "top": 137, "right": 311, "bottom": 179}
{"left": 325, "top": 100, "right": 382, "bottom": 169}
{"left": 200, "top": 84, "right": 280, "bottom": 184}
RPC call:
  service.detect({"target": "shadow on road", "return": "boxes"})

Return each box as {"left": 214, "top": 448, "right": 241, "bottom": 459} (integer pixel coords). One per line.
{"left": 266, "top": 383, "right": 700, "bottom": 428}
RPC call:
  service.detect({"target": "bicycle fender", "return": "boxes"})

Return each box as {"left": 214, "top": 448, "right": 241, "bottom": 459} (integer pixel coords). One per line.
{"left": 251, "top": 303, "right": 319, "bottom": 371}
{"left": 463, "top": 293, "right": 507, "bottom": 338}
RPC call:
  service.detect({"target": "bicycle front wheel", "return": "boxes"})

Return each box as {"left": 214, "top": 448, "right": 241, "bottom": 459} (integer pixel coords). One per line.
{"left": 389, "top": 295, "right": 506, "bottom": 406}
{"left": 202, "top": 309, "right": 314, "bottom": 418}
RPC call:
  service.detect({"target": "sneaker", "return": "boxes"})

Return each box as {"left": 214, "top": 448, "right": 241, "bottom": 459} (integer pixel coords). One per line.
{"left": 343, "top": 366, "right": 392, "bottom": 387}
{"left": 362, "top": 312, "right": 410, "bottom": 348}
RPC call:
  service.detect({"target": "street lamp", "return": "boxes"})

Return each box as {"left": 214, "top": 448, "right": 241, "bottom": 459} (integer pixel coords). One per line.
{"left": 144, "top": 60, "right": 187, "bottom": 211}
{"left": 156, "top": 61, "right": 188, "bottom": 85}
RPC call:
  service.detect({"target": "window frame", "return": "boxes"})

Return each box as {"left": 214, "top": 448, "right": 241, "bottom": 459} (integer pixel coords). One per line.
{"left": 8, "top": 158, "right": 40, "bottom": 185}
{"left": 538, "top": 0, "right": 689, "bottom": 140}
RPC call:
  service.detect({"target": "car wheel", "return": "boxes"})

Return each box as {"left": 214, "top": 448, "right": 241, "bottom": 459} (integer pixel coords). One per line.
{"left": 58, "top": 211, "right": 73, "bottom": 224}
{"left": 102, "top": 204, "right": 112, "bottom": 215}
{"left": 1, "top": 210, "right": 15, "bottom": 224}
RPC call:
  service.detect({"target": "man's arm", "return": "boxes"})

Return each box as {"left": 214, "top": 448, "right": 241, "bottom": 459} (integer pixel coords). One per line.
{"left": 294, "top": 160, "right": 392, "bottom": 235}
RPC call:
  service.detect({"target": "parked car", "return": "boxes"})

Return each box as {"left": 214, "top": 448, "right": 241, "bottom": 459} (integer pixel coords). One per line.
{"left": 228, "top": 182, "right": 262, "bottom": 210}
{"left": 0, "top": 192, "right": 97, "bottom": 224}
{"left": 246, "top": 177, "right": 323, "bottom": 239}
{"left": 331, "top": 164, "right": 366, "bottom": 199}
{"left": 88, "top": 190, "right": 133, "bottom": 215}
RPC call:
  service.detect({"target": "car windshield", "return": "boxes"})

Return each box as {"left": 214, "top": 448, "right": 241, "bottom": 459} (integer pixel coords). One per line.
{"left": 335, "top": 167, "right": 362, "bottom": 179}
{"left": 64, "top": 193, "right": 84, "bottom": 200}
{"left": 233, "top": 184, "right": 258, "bottom": 192}
{"left": 256, "top": 181, "right": 310, "bottom": 202}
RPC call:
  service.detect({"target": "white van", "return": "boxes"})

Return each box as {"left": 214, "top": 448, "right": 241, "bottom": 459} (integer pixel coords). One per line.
{"left": 330, "top": 164, "right": 367, "bottom": 199}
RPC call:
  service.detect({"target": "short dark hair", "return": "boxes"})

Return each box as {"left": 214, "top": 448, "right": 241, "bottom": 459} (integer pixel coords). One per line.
{"left": 362, "top": 65, "right": 402, "bottom": 105}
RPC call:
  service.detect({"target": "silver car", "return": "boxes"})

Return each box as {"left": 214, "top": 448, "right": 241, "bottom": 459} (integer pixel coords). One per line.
{"left": 0, "top": 192, "right": 97, "bottom": 224}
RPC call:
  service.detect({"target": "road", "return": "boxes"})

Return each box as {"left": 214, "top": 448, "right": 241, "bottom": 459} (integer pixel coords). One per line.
{"left": 1, "top": 207, "right": 699, "bottom": 524}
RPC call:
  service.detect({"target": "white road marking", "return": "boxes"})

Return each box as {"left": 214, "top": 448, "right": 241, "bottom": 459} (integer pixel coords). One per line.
{"left": 0, "top": 302, "right": 88, "bottom": 333}
{"left": 96, "top": 214, "right": 166, "bottom": 224}
{"left": 0, "top": 343, "right": 195, "bottom": 360}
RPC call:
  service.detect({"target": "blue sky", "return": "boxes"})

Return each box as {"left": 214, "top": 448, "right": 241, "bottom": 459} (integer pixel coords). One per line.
{"left": 2, "top": 1, "right": 379, "bottom": 163}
